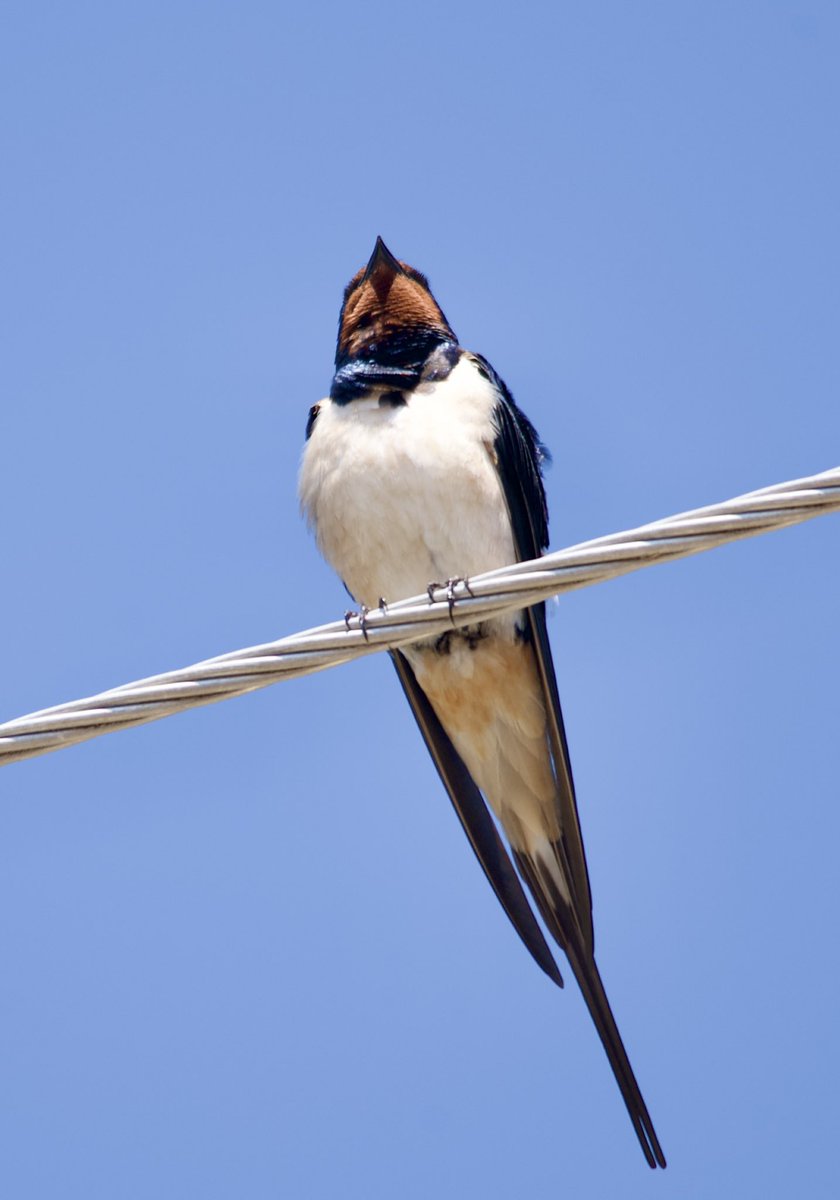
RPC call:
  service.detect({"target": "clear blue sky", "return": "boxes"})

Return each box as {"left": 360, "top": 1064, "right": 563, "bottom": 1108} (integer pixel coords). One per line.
{"left": 2, "top": 3, "right": 839, "bottom": 1197}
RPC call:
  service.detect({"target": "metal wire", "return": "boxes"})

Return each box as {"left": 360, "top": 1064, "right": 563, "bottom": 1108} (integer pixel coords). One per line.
{"left": 2, "top": 465, "right": 838, "bottom": 767}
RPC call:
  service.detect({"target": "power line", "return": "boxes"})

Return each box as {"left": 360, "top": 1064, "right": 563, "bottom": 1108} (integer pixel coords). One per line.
{"left": 2, "top": 466, "right": 838, "bottom": 767}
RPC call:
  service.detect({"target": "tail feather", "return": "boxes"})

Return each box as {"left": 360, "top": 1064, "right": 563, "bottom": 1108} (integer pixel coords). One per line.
{"left": 565, "top": 941, "right": 666, "bottom": 1169}
{"left": 401, "top": 627, "right": 665, "bottom": 1166}
{"left": 514, "top": 851, "right": 666, "bottom": 1169}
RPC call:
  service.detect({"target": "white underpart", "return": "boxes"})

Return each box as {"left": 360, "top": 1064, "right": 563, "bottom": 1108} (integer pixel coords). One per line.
{"left": 299, "top": 353, "right": 569, "bottom": 892}
{"left": 299, "top": 355, "right": 517, "bottom": 611}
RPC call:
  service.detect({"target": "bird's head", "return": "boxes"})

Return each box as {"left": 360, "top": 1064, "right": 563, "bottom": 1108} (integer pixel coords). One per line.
{"left": 334, "top": 237, "right": 456, "bottom": 370}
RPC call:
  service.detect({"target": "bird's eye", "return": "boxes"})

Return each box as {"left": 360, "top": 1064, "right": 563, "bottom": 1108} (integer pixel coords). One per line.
{"left": 356, "top": 313, "right": 374, "bottom": 329}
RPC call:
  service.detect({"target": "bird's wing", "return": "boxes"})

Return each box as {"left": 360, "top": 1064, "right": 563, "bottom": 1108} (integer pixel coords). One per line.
{"left": 390, "top": 648, "right": 564, "bottom": 988}
{"left": 486, "top": 367, "right": 593, "bottom": 950}
{"left": 485, "top": 356, "right": 665, "bottom": 1168}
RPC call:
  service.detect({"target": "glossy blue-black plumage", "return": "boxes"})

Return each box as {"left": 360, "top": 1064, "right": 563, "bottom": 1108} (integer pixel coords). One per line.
{"left": 330, "top": 332, "right": 459, "bottom": 403}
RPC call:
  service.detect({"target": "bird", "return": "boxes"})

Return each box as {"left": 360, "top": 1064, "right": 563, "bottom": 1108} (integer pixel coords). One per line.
{"left": 298, "top": 237, "right": 665, "bottom": 1169}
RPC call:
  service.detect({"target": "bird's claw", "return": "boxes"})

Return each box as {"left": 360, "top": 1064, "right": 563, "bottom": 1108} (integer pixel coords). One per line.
{"left": 427, "top": 576, "right": 473, "bottom": 623}
{"left": 344, "top": 605, "right": 371, "bottom": 641}
{"left": 358, "top": 604, "right": 370, "bottom": 641}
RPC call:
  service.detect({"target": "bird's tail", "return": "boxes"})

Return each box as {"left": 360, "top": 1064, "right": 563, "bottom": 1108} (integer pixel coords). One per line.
{"left": 514, "top": 850, "right": 666, "bottom": 1169}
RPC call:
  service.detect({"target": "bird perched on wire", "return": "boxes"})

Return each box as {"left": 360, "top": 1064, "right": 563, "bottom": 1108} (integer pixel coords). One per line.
{"left": 298, "top": 237, "right": 665, "bottom": 1169}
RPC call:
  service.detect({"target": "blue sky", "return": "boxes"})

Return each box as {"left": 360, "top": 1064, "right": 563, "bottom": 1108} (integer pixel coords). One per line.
{"left": 2, "top": 3, "right": 839, "bottom": 1197}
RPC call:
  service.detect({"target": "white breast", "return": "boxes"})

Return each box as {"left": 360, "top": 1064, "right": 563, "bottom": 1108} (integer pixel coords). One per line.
{"left": 298, "top": 355, "right": 517, "bottom": 608}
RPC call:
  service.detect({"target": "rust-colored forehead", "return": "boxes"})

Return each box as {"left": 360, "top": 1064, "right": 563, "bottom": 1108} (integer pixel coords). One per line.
{"left": 337, "top": 254, "right": 453, "bottom": 361}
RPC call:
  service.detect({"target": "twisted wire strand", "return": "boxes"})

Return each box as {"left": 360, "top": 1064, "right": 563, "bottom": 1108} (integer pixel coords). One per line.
{"left": 2, "top": 466, "right": 838, "bottom": 767}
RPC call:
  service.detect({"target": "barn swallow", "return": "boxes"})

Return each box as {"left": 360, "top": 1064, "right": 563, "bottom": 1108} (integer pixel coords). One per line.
{"left": 298, "top": 238, "right": 665, "bottom": 1168}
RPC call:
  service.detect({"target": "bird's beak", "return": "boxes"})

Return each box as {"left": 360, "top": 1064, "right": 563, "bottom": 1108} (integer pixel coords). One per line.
{"left": 363, "top": 236, "right": 403, "bottom": 290}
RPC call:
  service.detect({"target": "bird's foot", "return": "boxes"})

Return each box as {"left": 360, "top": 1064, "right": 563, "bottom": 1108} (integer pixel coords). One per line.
{"left": 427, "top": 576, "right": 473, "bottom": 623}
{"left": 344, "top": 604, "right": 371, "bottom": 641}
